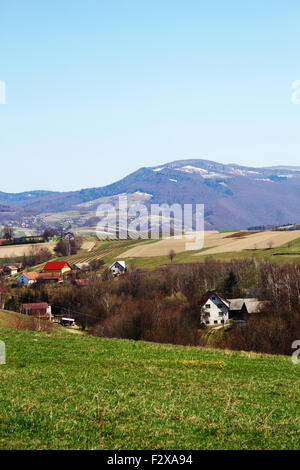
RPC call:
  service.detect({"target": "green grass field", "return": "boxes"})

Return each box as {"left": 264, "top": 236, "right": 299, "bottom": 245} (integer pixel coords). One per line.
{"left": 0, "top": 309, "right": 47, "bottom": 331}
{"left": 0, "top": 326, "right": 300, "bottom": 450}
{"left": 0, "top": 309, "right": 25, "bottom": 329}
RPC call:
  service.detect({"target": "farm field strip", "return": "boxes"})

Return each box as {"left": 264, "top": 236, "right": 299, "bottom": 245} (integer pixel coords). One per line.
{"left": 195, "top": 230, "right": 300, "bottom": 256}
{"left": 118, "top": 230, "right": 300, "bottom": 258}
{"left": 80, "top": 241, "right": 95, "bottom": 251}
{"left": 0, "top": 242, "right": 56, "bottom": 258}
{"left": 118, "top": 231, "right": 214, "bottom": 258}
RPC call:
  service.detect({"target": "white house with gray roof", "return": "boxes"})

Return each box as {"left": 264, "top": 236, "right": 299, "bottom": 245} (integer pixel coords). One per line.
{"left": 109, "top": 261, "right": 126, "bottom": 277}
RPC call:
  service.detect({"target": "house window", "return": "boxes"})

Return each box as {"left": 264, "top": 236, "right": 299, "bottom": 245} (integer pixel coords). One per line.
{"left": 205, "top": 304, "right": 210, "bottom": 308}
{"left": 219, "top": 312, "right": 223, "bottom": 316}
{"left": 206, "top": 320, "right": 210, "bottom": 324}
{"left": 214, "top": 320, "right": 218, "bottom": 324}
{"left": 221, "top": 320, "right": 225, "bottom": 324}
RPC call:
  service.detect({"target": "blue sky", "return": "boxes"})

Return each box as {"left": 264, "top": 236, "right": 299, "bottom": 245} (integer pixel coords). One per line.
{"left": 1, "top": 0, "right": 300, "bottom": 192}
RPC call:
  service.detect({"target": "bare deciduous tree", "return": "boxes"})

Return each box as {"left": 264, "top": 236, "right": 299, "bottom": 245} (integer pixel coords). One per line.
{"left": 168, "top": 249, "right": 176, "bottom": 263}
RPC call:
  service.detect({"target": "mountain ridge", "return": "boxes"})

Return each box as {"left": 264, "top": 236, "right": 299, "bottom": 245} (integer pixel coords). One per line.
{"left": 1, "top": 159, "right": 300, "bottom": 230}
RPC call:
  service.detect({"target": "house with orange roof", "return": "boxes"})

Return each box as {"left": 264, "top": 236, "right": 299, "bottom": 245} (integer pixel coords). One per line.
{"left": 3, "top": 265, "right": 18, "bottom": 276}
{"left": 16, "top": 272, "right": 40, "bottom": 286}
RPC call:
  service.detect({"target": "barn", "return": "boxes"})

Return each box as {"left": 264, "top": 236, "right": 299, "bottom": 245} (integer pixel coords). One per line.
{"left": 43, "top": 261, "right": 72, "bottom": 274}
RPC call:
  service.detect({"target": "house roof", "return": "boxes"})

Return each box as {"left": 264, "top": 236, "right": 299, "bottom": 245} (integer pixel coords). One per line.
{"left": 228, "top": 298, "right": 245, "bottom": 311}
{"left": 22, "top": 302, "right": 49, "bottom": 310}
{"left": 43, "top": 261, "right": 71, "bottom": 271}
{"left": 5, "top": 265, "right": 18, "bottom": 271}
{"left": 199, "top": 291, "right": 230, "bottom": 309}
{"left": 20, "top": 272, "right": 39, "bottom": 280}
{"left": 244, "top": 299, "right": 266, "bottom": 314}
{"left": 228, "top": 298, "right": 266, "bottom": 314}
{"left": 109, "top": 260, "right": 126, "bottom": 269}
{"left": 37, "top": 273, "right": 62, "bottom": 280}
{"left": 73, "top": 262, "right": 90, "bottom": 270}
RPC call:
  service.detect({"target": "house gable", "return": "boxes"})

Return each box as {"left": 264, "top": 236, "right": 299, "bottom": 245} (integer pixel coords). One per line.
{"left": 199, "top": 291, "right": 230, "bottom": 326}
{"left": 109, "top": 261, "right": 126, "bottom": 271}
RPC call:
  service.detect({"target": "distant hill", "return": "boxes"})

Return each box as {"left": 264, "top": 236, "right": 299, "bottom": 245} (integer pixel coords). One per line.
{"left": 1, "top": 159, "right": 300, "bottom": 230}
{"left": 0, "top": 203, "right": 14, "bottom": 213}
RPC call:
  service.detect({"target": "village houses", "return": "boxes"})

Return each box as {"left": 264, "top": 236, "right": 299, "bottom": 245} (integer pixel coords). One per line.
{"left": 16, "top": 272, "right": 63, "bottom": 286}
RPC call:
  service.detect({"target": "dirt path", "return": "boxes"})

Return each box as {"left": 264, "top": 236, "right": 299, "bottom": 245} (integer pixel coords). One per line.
{"left": 81, "top": 241, "right": 95, "bottom": 251}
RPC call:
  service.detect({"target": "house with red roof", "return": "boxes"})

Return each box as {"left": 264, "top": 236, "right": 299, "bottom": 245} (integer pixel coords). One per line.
{"left": 43, "top": 261, "right": 72, "bottom": 275}
{"left": 36, "top": 273, "right": 63, "bottom": 283}
{"left": 21, "top": 302, "right": 52, "bottom": 321}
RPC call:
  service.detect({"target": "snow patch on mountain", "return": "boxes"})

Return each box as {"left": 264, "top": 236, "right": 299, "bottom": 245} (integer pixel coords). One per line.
{"left": 133, "top": 191, "right": 153, "bottom": 197}
{"left": 176, "top": 165, "right": 208, "bottom": 174}
{"left": 152, "top": 167, "right": 164, "bottom": 172}
{"left": 256, "top": 178, "right": 273, "bottom": 183}
{"left": 175, "top": 165, "right": 230, "bottom": 179}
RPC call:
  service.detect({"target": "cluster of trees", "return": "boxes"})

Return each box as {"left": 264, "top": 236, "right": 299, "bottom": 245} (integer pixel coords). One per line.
{"left": 22, "top": 245, "right": 52, "bottom": 268}
{"left": 1, "top": 225, "right": 14, "bottom": 241}
{"left": 54, "top": 237, "right": 82, "bottom": 256}
{"left": 42, "top": 227, "right": 56, "bottom": 241}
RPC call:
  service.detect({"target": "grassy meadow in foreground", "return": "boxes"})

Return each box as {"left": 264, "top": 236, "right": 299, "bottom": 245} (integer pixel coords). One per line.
{"left": 0, "top": 328, "right": 300, "bottom": 450}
